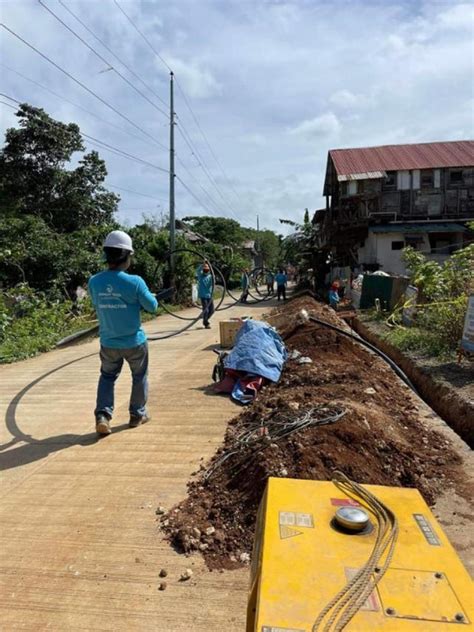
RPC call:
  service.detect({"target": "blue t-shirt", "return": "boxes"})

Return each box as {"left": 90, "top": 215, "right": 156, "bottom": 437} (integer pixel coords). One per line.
{"left": 196, "top": 268, "right": 213, "bottom": 299}
{"left": 88, "top": 270, "right": 158, "bottom": 348}
{"left": 329, "top": 289, "right": 340, "bottom": 305}
{"left": 275, "top": 273, "right": 287, "bottom": 286}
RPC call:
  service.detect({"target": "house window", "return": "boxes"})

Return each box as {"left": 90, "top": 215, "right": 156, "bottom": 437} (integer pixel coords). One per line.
{"left": 357, "top": 180, "right": 365, "bottom": 194}
{"left": 383, "top": 171, "right": 397, "bottom": 190}
{"left": 391, "top": 241, "right": 404, "bottom": 250}
{"left": 340, "top": 181, "right": 347, "bottom": 196}
{"left": 450, "top": 170, "right": 463, "bottom": 185}
{"left": 420, "top": 169, "right": 434, "bottom": 189}
{"left": 405, "top": 235, "right": 424, "bottom": 250}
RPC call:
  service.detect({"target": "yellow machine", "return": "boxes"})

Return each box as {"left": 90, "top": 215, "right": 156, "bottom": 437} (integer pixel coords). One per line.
{"left": 247, "top": 478, "right": 473, "bottom": 631}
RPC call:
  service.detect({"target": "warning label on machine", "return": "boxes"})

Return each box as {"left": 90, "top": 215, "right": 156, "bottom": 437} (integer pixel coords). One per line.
{"left": 413, "top": 513, "right": 441, "bottom": 546}
{"left": 279, "top": 511, "right": 314, "bottom": 527}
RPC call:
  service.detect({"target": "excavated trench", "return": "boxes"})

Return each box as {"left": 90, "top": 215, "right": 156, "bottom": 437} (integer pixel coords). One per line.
{"left": 352, "top": 318, "right": 473, "bottom": 448}
{"left": 160, "top": 296, "right": 473, "bottom": 573}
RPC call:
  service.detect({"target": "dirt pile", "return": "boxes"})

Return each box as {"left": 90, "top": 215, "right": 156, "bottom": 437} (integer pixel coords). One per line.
{"left": 160, "top": 296, "right": 464, "bottom": 570}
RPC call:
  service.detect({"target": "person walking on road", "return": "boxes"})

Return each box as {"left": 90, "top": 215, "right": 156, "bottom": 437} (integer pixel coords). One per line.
{"left": 88, "top": 230, "right": 158, "bottom": 436}
{"left": 266, "top": 270, "right": 275, "bottom": 294}
{"left": 241, "top": 268, "right": 250, "bottom": 303}
{"left": 275, "top": 268, "right": 288, "bottom": 301}
{"left": 196, "top": 261, "right": 214, "bottom": 329}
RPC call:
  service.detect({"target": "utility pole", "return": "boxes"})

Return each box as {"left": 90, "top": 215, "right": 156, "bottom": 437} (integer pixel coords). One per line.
{"left": 169, "top": 71, "right": 176, "bottom": 294}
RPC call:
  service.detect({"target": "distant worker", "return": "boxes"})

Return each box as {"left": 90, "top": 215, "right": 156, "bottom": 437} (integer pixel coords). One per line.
{"left": 88, "top": 230, "right": 158, "bottom": 437}
{"left": 266, "top": 270, "right": 274, "bottom": 294}
{"left": 329, "top": 280, "right": 341, "bottom": 310}
{"left": 196, "top": 261, "right": 214, "bottom": 329}
{"left": 241, "top": 268, "right": 250, "bottom": 303}
{"left": 275, "top": 268, "right": 288, "bottom": 301}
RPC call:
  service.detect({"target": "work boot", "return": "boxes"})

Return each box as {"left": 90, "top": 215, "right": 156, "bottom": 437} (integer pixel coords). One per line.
{"left": 96, "top": 414, "right": 112, "bottom": 436}
{"left": 129, "top": 413, "right": 151, "bottom": 428}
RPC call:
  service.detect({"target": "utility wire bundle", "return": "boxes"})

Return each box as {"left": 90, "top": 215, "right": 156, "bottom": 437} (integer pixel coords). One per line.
{"left": 312, "top": 471, "right": 399, "bottom": 632}
{"left": 205, "top": 404, "right": 347, "bottom": 479}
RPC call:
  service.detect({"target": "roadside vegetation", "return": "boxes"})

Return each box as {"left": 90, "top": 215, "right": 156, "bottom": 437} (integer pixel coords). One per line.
{"left": 0, "top": 104, "right": 281, "bottom": 363}
{"left": 374, "top": 231, "right": 474, "bottom": 359}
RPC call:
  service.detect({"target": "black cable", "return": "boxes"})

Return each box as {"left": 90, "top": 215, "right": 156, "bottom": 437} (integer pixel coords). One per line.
{"left": 0, "top": 24, "right": 167, "bottom": 151}
{"left": 106, "top": 183, "right": 166, "bottom": 202}
{"left": 1, "top": 93, "right": 169, "bottom": 175}
{"left": 176, "top": 122, "right": 240, "bottom": 221}
{"left": 57, "top": 0, "right": 169, "bottom": 109}
{"left": 176, "top": 174, "right": 221, "bottom": 217}
{"left": 1, "top": 63, "right": 164, "bottom": 152}
{"left": 307, "top": 316, "right": 417, "bottom": 393}
{"left": 38, "top": 0, "right": 169, "bottom": 120}
{"left": 111, "top": 1, "right": 241, "bottom": 219}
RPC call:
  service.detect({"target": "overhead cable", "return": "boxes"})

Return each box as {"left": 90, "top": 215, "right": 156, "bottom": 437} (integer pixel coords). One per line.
{"left": 176, "top": 174, "right": 220, "bottom": 217}
{"left": 58, "top": 0, "right": 168, "bottom": 109}
{"left": 1, "top": 93, "right": 169, "bottom": 175}
{"left": 174, "top": 77, "right": 242, "bottom": 208}
{"left": 106, "top": 183, "right": 167, "bottom": 202}
{"left": 0, "top": 23, "right": 167, "bottom": 151}
{"left": 176, "top": 121, "right": 240, "bottom": 220}
{"left": 1, "top": 63, "right": 163, "bottom": 151}
{"left": 111, "top": 0, "right": 242, "bottom": 218}
{"left": 38, "top": 0, "right": 169, "bottom": 119}
{"left": 113, "top": 0, "right": 173, "bottom": 73}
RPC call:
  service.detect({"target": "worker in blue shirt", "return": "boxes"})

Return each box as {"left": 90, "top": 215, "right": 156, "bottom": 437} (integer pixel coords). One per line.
{"left": 275, "top": 268, "right": 288, "bottom": 301}
{"left": 196, "top": 261, "right": 214, "bottom": 329}
{"left": 329, "top": 280, "right": 341, "bottom": 310}
{"left": 241, "top": 268, "right": 250, "bottom": 303}
{"left": 266, "top": 270, "right": 275, "bottom": 294}
{"left": 88, "top": 230, "right": 158, "bottom": 436}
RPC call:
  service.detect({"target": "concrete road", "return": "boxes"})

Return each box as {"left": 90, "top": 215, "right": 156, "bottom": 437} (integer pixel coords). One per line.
{"left": 0, "top": 300, "right": 272, "bottom": 631}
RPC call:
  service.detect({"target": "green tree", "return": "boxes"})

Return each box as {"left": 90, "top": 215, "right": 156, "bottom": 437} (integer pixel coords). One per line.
{"left": 0, "top": 103, "right": 118, "bottom": 232}
{"left": 181, "top": 216, "right": 245, "bottom": 248}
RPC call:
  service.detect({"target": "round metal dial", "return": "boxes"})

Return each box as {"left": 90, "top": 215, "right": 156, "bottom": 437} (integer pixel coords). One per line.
{"left": 335, "top": 506, "right": 370, "bottom": 531}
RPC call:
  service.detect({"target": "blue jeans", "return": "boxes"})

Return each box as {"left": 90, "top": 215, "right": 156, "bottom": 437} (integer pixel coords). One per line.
{"left": 200, "top": 298, "right": 214, "bottom": 326}
{"left": 95, "top": 343, "right": 149, "bottom": 420}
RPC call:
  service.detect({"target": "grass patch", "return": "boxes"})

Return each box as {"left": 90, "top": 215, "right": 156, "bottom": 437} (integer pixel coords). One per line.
{"left": 381, "top": 326, "right": 455, "bottom": 360}
{"left": 0, "top": 300, "right": 184, "bottom": 364}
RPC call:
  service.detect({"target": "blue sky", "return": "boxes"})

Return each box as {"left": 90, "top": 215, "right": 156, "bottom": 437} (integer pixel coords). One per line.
{"left": 1, "top": 0, "right": 473, "bottom": 234}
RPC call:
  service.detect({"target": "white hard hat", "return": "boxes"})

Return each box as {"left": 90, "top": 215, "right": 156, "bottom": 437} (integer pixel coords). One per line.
{"left": 104, "top": 230, "right": 134, "bottom": 253}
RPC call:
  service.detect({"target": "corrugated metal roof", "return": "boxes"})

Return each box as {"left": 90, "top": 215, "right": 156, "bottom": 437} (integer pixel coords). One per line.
{"left": 330, "top": 141, "right": 474, "bottom": 177}
{"left": 369, "top": 223, "right": 467, "bottom": 233}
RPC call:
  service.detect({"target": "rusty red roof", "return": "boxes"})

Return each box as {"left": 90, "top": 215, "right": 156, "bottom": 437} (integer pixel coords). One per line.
{"left": 329, "top": 140, "right": 474, "bottom": 177}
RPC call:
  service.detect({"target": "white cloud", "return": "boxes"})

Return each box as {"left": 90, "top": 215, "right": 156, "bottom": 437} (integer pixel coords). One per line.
{"left": 0, "top": 0, "right": 472, "bottom": 232}
{"left": 290, "top": 112, "right": 341, "bottom": 139}
{"left": 162, "top": 55, "right": 222, "bottom": 99}
{"left": 329, "top": 89, "right": 370, "bottom": 109}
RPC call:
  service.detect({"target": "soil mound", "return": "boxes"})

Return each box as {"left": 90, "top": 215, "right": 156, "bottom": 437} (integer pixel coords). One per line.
{"left": 161, "top": 297, "right": 464, "bottom": 570}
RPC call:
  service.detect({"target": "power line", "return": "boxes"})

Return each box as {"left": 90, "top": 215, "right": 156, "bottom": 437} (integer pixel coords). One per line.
{"left": 176, "top": 174, "right": 219, "bottom": 217}
{"left": 82, "top": 134, "right": 168, "bottom": 173}
{"left": 176, "top": 154, "right": 222, "bottom": 215}
{"left": 111, "top": 0, "right": 242, "bottom": 220}
{"left": 38, "top": 0, "right": 169, "bottom": 119}
{"left": 176, "top": 121, "right": 239, "bottom": 219}
{"left": 107, "top": 183, "right": 167, "bottom": 201}
{"left": 1, "top": 63, "right": 161, "bottom": 151}
{"left": 58, "top": 0, "right": 168, "bottom": 110}
{"left": 1, "top": 93, "right": 169, "bottom": 174}
{"left": 174, "top": 77, "right": 242, "bottom": 208}
{"left": 0, "top": 23, "right": 167, "bottom": 152}
{"left": 113, "top": 0, "right": 172, "bottom": 73}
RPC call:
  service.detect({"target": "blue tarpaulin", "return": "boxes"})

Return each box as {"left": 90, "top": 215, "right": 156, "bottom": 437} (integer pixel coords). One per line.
{"left": 223, "top": 320, "right": 287, "bottom": 382}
